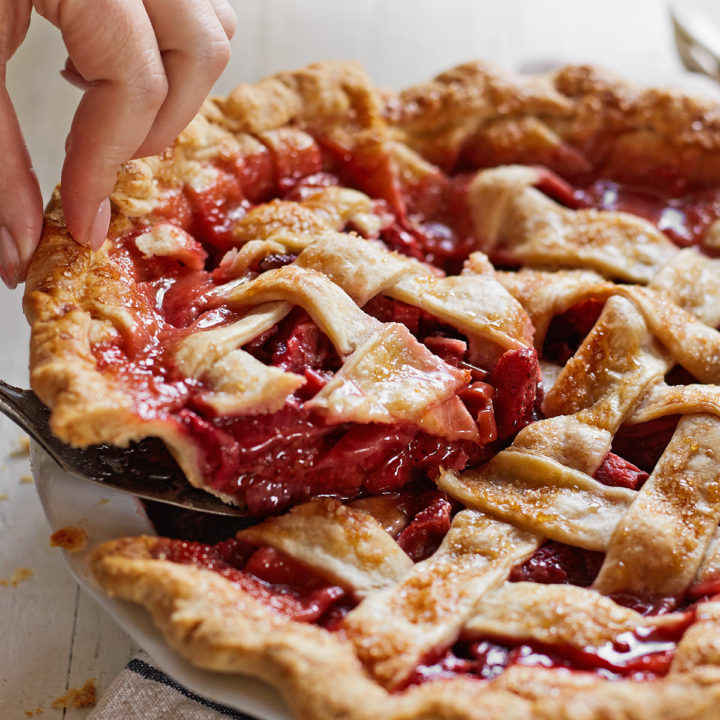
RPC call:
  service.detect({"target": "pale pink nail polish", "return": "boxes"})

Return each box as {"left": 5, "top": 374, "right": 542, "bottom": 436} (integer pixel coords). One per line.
{"left": 0, "top": 227, "right": 20, "bottom": 289}
{"left": 87, "top": 199, "right": 111, "bottom": 251}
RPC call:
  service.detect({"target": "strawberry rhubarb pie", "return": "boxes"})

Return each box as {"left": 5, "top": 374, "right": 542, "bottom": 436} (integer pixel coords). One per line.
{"left": 23, "top": 61, "right": 720, "bottom": 719}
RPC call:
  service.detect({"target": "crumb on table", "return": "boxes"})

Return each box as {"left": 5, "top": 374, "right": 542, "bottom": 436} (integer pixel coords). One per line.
{"left": 0, "top": 493, "right": 8, "bottom": 502}
{"left": 51, "top": 679, "right": 97, "bottom": 709}
{"left": 50, "top": 526, "right": 89, "bottom": 553}
{"left": 23, "top": 706, "right": 43, "bottom": 717}
{"left": 0, "top": 568, "right": 33, "bottom": 587}
{"left": 19, "top": 475, "right": 33, "bottom": 484}
{"left": 10, "top": 435, "right": 30, "bottom": 458}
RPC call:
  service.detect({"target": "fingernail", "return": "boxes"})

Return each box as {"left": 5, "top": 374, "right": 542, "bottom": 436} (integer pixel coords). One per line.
{"left": 60, "top": 68, "right": 92, "bottom": 91}
{"left": 0, "top": 227, "right": 20, "bottom": 289}
{"left": 83, "top": 199, "right": 110, "bottom": 251}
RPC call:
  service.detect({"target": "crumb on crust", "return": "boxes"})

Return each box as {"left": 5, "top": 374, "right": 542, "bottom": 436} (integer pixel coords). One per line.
{"left": 0, "top": 568, "right": 33, "bottom": 587}
{"left": 51, "top": 679, "right": 97, "bottom": 709}
{"left": 50, "top": 526, "right": 89, "bottom": 553}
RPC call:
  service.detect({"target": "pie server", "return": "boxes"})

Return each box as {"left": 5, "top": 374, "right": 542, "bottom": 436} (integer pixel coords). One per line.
{"left": 0, "top": 379, "right": 249, "bottom": 516}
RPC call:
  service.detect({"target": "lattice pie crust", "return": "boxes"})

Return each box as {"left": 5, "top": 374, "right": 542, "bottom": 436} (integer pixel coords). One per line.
{"left": 24, "top": 62, "right": 720, "bottom": 718}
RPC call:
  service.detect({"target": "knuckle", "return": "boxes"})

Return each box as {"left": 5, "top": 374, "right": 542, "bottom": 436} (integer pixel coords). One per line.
{"left": 135, "top": 67, "right": 169, "bottom": 107}
{"left": 198, "top": 35, "right": 231, "bottom": 77}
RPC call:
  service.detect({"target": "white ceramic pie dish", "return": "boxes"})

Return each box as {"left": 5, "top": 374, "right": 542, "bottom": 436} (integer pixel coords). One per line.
{"left": 31, "top": 442, "right": 290, "bottom": 720}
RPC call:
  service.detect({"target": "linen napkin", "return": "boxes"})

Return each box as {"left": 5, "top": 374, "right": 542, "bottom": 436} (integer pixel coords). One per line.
{"left": 88, "top": 651, "right": 259, "bottom": 720}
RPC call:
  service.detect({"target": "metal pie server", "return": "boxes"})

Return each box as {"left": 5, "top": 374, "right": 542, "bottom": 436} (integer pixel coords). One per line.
{"left": 0, "top": 379, "right": 249, "bottom": 517}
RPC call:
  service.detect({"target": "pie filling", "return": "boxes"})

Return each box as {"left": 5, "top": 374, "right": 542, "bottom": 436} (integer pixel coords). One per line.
{"left": 88, "top": 122, "right": 720, "bottom": 682}
{"left": 407, "top": 621, "right": 693, "bottom": 686}
{"left": 98, "top": 248, "right": 541, "bottom": 514}
{"left": 92, "top": 123, "right": 720, "bottom": 514}
{"left": 149, "top": 496, "right": 718, "bottom": 684}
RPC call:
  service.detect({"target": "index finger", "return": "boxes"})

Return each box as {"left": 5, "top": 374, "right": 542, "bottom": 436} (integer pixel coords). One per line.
{"left": 35, "top": 0, "right": 168, "bottom": 248}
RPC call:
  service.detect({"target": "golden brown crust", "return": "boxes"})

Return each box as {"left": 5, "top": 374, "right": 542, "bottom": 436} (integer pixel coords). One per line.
{"left": 24, "top": 200, "right": 140, "bottom": 445}
{"left": 394, "top": 62, "right": 720, "bottom": 188}
{"left": 27, "top": 59, "right": 720, "bottom": 718}
{"left": 90, "top": 535, "right": 720, "bottom": 720}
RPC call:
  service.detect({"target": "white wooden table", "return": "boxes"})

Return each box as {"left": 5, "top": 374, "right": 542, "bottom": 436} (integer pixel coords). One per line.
{"left": 0, "top": 0, "right": 694, "bottom": 716}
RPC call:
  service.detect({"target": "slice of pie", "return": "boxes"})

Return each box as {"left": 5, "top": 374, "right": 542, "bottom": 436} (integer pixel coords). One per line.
{"left": 27, "top": 61, "right": 720, "bottom": 717}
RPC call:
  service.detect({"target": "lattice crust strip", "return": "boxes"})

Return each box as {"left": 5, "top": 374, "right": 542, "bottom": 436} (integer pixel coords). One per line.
{"left": 594, "top": 413, "right": 720, "bottom": 598}
{"left": 436, "top": 223, "right": 720, "bottom": 603}
{"left": 468, "top": 165, "right": 679, "bottom": 283}
{"left": 175, "top": 230, "right": 533, "bottom": 431}
{"left": 340, "top": 509, "right": 541, "bottom": 689}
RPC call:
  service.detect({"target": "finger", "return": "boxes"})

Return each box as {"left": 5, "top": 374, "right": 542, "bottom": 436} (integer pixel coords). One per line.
{"left": 34, "top": 0, "right": 169, "bottom": 249}
{"left": 59, "top": 58, "right": 92, "bottom": 91}
{"left": 0, "top": 0, "right": 33, "bottom": 59}
{"left": 207, "top": 0, "right": 237, "bottom": 40}
{"left": 0, "top": 82, "right": 43, "bottom": 286}
{"left": 134, "top": 0, "right": 233, "bottom": 158}
{"left": 0, "top": 0, "right": 40, "bottom": 285}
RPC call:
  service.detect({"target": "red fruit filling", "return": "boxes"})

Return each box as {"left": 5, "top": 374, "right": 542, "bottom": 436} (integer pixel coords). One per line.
{"left": 152, "top": 536, "right": 348, "bottom": 625}
{"left": 611, "top": 416, "right": 681, "bottom": 475}
{"left": 396, "top": 494, "right": 453, "bottom": 562}
{"left": 93, "top": 124, "right": 720, "bottom": 519}
{"left": 542, "top": 299, "right": 606, "bottom": 365}
{"left": 516, "top": 167, "right": 720, "bottom": 255}
{"left": 487, "top": 346, "right": 543, "bottom": 438}
{"left": 574, "top": 180, "right": 720, "bottom": 253}
{"left": 593, "top": 452, "right": 649, "bottom": 490}
{"left": 509, "top": 541, "right": 604, "bottom": 588}
{"left": 406, "top": 619, "right": 692, "bottom": 687}
{"left": 97, "top": 228, "right": 543, "bottom": 513}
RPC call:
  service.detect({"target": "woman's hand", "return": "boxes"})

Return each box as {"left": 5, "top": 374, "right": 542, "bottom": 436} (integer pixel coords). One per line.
{"left": 0, "top": 0, "right": 236, "bottom": 288}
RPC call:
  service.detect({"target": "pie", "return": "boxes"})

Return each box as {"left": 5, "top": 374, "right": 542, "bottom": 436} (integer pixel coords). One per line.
{"left": 24, "top": 61, "right": 720, "bottom": 718}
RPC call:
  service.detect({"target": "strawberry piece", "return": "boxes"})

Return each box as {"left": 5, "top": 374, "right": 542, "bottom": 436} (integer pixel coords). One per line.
{"left": 423, "top": 336, "right": 467, "bottom": 366}
{"left": 488, "top": 347, "right": 541, "bottom": 439}
{"left": 221, "top": 146, "right": 275, "bottom": 202}
{"left": 509, "top": 541, "right": 604, "bottom": 587}
{"left": 160, "top": 271, "right": 215, "bottom": 328}
{"left": 397, "top": 495, "right": 453, "bottom": 562}
{"left": 270, "top": 312, "right": 340, "bottom": 374}
{"left": 261, "top": 131, "right": 323, "bottom": 190}
{"left": 186, "top": 169, "right": 247, "bottom": 250}
{"left": 543, "top": 299, "right": 605, "bottom": 364}
{"left": 611, "top": 416, "right": 680, "bottom": 474}
{"left": 593, "top": 451, "right": 649, "bottom": 490}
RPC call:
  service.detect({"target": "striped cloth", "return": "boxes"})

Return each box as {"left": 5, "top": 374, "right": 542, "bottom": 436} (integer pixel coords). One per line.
{"left": 88, "top": 652, "right": 259, "bottom": 720}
